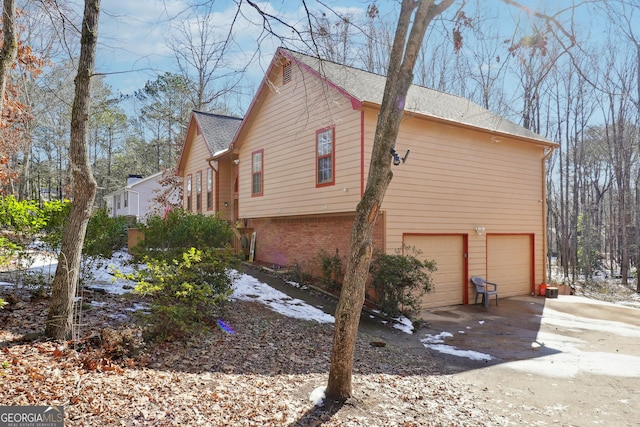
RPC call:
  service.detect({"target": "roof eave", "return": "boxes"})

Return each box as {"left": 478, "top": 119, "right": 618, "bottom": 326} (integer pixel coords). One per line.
{"left": 360, "top": 101, "right": 558, "bottom": 148}
{"left": 210, "top": 148, "right": 230, "bottom": 160}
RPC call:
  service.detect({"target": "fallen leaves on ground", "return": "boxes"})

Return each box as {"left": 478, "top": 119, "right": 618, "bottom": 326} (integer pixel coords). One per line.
{"left": 0, "top": 288, "right": 508, "bottom": 426}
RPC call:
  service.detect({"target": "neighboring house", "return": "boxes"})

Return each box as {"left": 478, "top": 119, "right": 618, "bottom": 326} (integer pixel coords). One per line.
{"left": 104, "top": 172, "right": 174, "bottom": 223}
{"left": 177, "top": 47, "right": 558, "bottom": 310}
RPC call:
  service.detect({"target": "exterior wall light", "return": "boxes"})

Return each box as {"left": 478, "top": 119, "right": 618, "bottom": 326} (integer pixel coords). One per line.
{"left": 390, "top": 147, "right": 410, "bottom": 165}
{"left": 475, "top": 226, "right": 486, "bottom": 235}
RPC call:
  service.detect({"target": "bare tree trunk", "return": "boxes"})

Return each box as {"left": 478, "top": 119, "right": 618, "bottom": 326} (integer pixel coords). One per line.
{"left": 325, "top": 0, "right": 454, "bottom": 401}
{"left": 0, "top": 0, "right": 17, "bottom": 116}
{"left": 45, "top": 0, "right": 100, "bottom": 340}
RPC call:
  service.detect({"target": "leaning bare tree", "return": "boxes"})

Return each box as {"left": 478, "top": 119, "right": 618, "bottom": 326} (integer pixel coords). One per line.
{"left": 326, "top": 0, "right": 455, "bottom": 400}
{"left": 328, "top": 0, "right": 581, "bottom": 400}
{"left": 45, "top": 0, "right": 100, "bottom": 340}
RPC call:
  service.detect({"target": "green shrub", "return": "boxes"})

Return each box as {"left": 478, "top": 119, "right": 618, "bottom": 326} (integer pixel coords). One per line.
{"left": 317, "top": 248, "right": 343, "bottom": 291}
{"left": 39, "top": 199, "right": 72, "bottom": 251}
{"left": 83, "top": 208, "right": 128, "bottom": 258}
{"left": 21, "top": 271, "right": 53, "bottom": 299}
{"left": 0, "top": 197, "right": 70, "bottom": 291}
{"left": 133, "top": 209, "right": 234, "bottom": 261}
{"left": 123, "top": 247, "right": 239, "bottom": 340}
{"left": 0, "top": 236, "right": 20, "bottom": 270}
{"left": 0, "top": 196, "right": 45, "bottom": 240}
{"left": 284, "top": 260, "right": 313, "bottom": 287}
{"left": 0, "top": 196, "right": 70, "bottom": 252}
{"left": 368, "top": 247, "right": 436, "bottom": 318}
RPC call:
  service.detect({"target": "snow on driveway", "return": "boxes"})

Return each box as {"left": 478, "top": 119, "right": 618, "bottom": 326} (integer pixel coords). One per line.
{"left": 504, "top": 296, "right": 640, "bottom": 378}
{"left": 421, "top": 295, "right": 640, "bottom": 377}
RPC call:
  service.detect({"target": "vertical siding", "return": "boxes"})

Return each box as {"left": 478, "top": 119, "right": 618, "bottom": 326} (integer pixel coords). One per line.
{"left": 236, "top": 60, "right": 363, "bottom": 219}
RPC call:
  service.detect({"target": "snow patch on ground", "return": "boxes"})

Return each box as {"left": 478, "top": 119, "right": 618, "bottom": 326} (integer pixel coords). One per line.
{"left": 232, "top": 272, "right": 335, "bottom": 324}
{"left": 6, "top": 252, "right": 640, "bottom": 381}
{"left": 501, "top": 299, "right": 640, "bottom": 378}
{"left": 309, "top": 386, "right": 326, "bottom": 406}
{"left": 420, "top": 331, "right": 493, "bottom": 361}
{"left": 391, "top": 315, "right": 414, "bottom": 334}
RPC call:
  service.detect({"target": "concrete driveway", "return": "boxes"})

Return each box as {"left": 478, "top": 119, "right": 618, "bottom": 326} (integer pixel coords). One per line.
{"left": 414, "top": 295, "right": 640, "bottom": 426}
{"left": 246, "top": 267, "right": 640, "bottom": 425}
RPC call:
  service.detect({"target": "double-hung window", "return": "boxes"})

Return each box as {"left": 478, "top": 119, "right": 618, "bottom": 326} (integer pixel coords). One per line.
{"left": 252, "top": 149, "right": 263, "bottom": 196}
{"left": 196, "top": 171, "right": 202, "bottom": 211}
{"left": 316, "top": 126, "right": 335, "bottom": 187}
{"left": 186, "top": 174, "right": 192, "bottom": 211}
{"left": 206, "top": 168, "right": 213, "bottom": 210}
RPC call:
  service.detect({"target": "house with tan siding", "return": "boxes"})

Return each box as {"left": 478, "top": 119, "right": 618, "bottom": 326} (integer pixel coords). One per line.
{"left": 177, "top": 48, "right": 557, "bottom": 310}
{"left": 177, "top": 111, "right": 243, "bottom": 216}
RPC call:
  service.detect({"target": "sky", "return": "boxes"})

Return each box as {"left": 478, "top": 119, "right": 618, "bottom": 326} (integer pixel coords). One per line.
{"left": 91, "top": 0, "right": 603, "bottom": 115}
{"left": 95, "top": 0, "right": 391, "bottom": 110}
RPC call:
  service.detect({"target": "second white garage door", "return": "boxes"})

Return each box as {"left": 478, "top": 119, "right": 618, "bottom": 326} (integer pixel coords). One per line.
{"left": 404, "top": 234, "right": 466, "bottom": 308}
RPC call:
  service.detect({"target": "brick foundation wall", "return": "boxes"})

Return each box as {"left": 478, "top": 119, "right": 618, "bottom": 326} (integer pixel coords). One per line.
{"left": 246, "top": 212, "right": 385, "bottom": 276}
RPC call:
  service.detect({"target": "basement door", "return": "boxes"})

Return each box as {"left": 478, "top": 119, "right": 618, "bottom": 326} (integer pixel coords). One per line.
{"left": 486, "top": 234, "right": 533, "bottom": 297}
{"left": 403, "top": 234, "right": 465, "bottom": 308}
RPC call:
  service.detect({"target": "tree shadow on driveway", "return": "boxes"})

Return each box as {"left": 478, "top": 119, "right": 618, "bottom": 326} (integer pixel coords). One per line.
{"left": 411, "top": 296, "right": 561, "bottom": 374}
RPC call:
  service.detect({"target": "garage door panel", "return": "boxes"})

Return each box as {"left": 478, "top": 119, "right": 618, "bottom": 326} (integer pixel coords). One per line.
{"left": 404, "top": 235, "right": 465, "bottom": 308}
{"left": 487, "top": 235, "right": 531, "bottom": 297}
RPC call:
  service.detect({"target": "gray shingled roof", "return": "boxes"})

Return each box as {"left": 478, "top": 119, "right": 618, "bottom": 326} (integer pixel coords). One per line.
{"left": 193, "top": 111, "right": 242, "bottom": 154}
{"left": 286, "top": 49, "right": 553, "bottom": 144}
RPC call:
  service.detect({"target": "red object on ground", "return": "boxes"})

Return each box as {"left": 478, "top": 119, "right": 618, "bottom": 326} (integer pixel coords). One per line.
{"left": 539, "top": 283, "right": 547, "bottom": 296}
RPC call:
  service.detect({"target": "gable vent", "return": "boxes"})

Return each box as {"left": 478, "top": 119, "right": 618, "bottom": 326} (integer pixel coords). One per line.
{"left": 283, "top": 62, "right": 292, "bottom": 84}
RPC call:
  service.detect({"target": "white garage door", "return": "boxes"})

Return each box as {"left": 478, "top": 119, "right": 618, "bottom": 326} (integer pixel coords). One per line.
{"left": 487, "top": 234, "right": 532, "bottom": 297}
{"left": 404, "top": 234, "right": 465, "bottom": 308}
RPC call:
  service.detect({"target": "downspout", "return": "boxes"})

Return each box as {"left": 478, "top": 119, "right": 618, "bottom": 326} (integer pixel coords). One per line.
{"left": 542, "top": 147, "right": 554, "bottom": 285}
{"left": 360, "top": 110, "right": 365, "bottom": 198}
